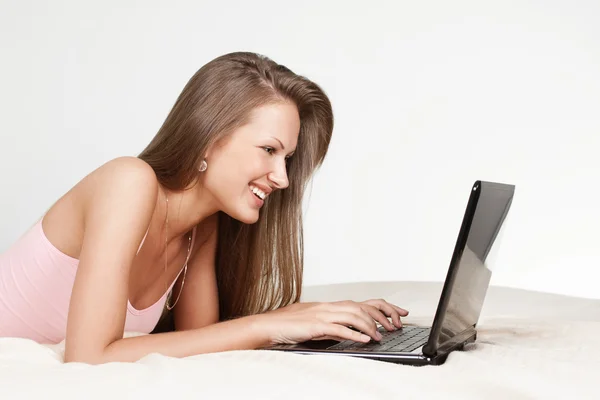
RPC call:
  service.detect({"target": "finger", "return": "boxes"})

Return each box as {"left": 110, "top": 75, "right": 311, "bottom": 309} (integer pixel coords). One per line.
{"left": 364, "top": 300, "right": 409, "bottom": 328}
{"left": 391, "top": 304, "right": 409, "bottom": 316}
{"left": 313, "top": 335, "right": 351, "bottom": 342}
{"left": 386, "top": 306, "right": 402, "bottom": 328}
{"left": 323, "top": 311, "right": 380, "bottom": 341}
{"left": 370, "top": 301, "right": 403, "bottom": 328}
{"left": 319, "top": 323, "right": 371, "bottom": 343}
{"left": 383, "top": 304, "right": 410, "bottom": 327}
{"left": 355, "top": 306, "right": 380, "bottom": 333}
{"left": 362, "top": 305, "right": 396, "bottom": 331}
{"left": 363, "top": 299, "right": 409, "bottom": 315}
{"left": 323, "top": 303, "right": 379, "bottom": 335}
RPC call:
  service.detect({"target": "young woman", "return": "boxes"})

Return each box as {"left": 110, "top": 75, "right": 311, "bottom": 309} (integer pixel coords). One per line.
{"left": 0, "top": 52, "right": 408, "bottom": 364}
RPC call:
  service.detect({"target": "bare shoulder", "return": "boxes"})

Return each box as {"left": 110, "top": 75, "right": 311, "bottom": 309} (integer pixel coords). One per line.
{"left": 99, "top": 156, "right": 156, "bottom": 177}
{"left": 42, "top": 156, "right": 159, "bottom": 259}
{"left": 80, "top": 156, "right": 159, "bottom": 220}
{"left": 88, "top": 156, "right": 157, "bottom": 188}
{"left": 77, "top": 156, "right": 158, "bottom": 201}
{"left": 50, "top": 156, "right": 159, "bottom": 218}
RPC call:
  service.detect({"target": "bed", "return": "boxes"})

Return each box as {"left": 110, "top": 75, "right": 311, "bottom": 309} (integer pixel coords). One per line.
{"left": 1, "top": 281, "right": 598, "bottom": 399}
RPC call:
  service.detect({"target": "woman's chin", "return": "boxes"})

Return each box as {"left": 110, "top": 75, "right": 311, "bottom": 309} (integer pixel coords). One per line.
{"left": 240, "top": 215, "right": 259, "bottom": 224}
{"left": 225, "top": 208, "right": 260, "bottom": 225}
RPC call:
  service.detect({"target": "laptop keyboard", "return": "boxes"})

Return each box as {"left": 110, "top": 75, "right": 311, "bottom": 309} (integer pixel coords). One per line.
{"left": 327, "top": 326, "right": 430, "bottom": 353}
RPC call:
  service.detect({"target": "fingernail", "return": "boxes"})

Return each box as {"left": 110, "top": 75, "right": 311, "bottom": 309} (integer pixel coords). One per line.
{"left": 376, "top": 332, "right": 382, "bottom": 340}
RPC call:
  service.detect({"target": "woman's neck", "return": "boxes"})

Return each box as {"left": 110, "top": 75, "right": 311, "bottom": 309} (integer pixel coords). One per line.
{"left": 157, "top": 183, "right": 218, "bottom": 240}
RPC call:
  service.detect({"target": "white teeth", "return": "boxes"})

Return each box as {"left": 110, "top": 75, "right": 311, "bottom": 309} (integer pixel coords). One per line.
{"left": 250, "top": 186, "right": 266, "bottom": 200}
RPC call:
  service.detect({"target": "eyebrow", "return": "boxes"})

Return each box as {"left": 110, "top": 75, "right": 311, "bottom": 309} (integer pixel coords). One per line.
{"left": 270, "top": 137, "right": 295, "bottom": 155}
{"left": 271, "top": 136, "right": 286, "bottom": 150}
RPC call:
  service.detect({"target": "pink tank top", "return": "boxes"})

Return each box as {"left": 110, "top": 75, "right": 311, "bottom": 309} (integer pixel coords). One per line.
{"left": 0, "top": 218, "right": 196, "bottom": 344}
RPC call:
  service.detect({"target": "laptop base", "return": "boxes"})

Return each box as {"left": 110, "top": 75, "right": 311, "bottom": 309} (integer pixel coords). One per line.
{"left": 268, "top": 326, "right": 477, "bottom": 366}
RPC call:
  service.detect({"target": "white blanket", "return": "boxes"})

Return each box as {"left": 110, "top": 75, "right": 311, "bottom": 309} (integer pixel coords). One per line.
{"left": 1, "top": 282, "right": 598, "bottom": 399}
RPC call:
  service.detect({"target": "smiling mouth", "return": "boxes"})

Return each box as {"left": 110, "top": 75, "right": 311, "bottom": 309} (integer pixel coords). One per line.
{"left": 249, "top": 184, "right": 267, "bottom": 200}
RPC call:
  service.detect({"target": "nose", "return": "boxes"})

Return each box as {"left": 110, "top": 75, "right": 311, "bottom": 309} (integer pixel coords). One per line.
{"left": 268, "top": 161, "right": 289, "bottom": 190}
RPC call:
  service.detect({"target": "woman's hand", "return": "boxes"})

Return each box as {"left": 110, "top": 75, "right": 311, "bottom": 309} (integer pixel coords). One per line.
{"left": 257, "top": 299, "right": 409, "bottom": 346}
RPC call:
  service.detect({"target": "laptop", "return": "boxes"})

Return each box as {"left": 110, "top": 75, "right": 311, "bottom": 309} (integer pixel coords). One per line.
{"left": 266, "top": 180, "right": 515, "bottom": 366}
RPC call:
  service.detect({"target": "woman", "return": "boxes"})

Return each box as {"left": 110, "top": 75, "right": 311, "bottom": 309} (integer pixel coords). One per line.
{"left": 0, "top": 52, "right": 408, "bottom": 364}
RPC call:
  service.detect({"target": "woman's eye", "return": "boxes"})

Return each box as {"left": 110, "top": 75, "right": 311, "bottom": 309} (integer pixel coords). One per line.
{"left": 263, "top": 147, "right": 275, "bottom": 154}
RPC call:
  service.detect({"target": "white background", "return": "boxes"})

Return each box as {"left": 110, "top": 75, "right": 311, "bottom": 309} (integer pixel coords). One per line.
{"left": 1, "top": 0, "right": 599, "bottom": 299}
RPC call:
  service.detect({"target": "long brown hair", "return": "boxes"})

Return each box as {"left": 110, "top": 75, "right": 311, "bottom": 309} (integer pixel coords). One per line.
{"left": 138, "top": 52, "right": 333, "bottom": 322}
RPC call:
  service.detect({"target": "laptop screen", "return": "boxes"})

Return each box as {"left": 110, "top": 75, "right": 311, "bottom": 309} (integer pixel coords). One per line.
{"left": 424, "top": 181, "right": 515, "bottom": 355}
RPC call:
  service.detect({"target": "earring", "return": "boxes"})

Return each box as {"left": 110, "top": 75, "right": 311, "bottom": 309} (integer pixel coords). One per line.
{"left": 198, "top": 159, "right": 208, "bottom": 172}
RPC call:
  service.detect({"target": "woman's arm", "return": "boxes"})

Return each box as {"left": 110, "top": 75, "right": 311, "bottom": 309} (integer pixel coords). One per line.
{"left": 63, "top": 157, "right": 271, "bottom": 364}
{"left": 98, "top": 316, "right": 267, "bottom": 363}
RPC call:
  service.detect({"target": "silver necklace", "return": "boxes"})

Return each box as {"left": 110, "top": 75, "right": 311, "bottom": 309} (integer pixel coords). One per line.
{"left": 164, "top": 194, "right": 193, "bottom": 311}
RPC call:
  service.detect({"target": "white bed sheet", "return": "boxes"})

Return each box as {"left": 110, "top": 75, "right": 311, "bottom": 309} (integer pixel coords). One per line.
{"left": 1, "top": 281, "right": 598, "bottom": 399}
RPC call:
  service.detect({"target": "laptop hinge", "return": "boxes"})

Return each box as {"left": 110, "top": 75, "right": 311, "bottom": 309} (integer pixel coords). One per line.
{"left": 423, "top": 328, "right": 476, "bottom": 358}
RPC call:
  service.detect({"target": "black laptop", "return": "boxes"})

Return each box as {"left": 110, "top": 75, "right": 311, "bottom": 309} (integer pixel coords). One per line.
{"left": 266, "top": 180, "right": 515, "bottom": 366}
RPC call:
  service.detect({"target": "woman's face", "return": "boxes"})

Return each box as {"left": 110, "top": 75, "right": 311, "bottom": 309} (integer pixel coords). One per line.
{"left": 202, "top": 101, "right": 300, "bottom": 224}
